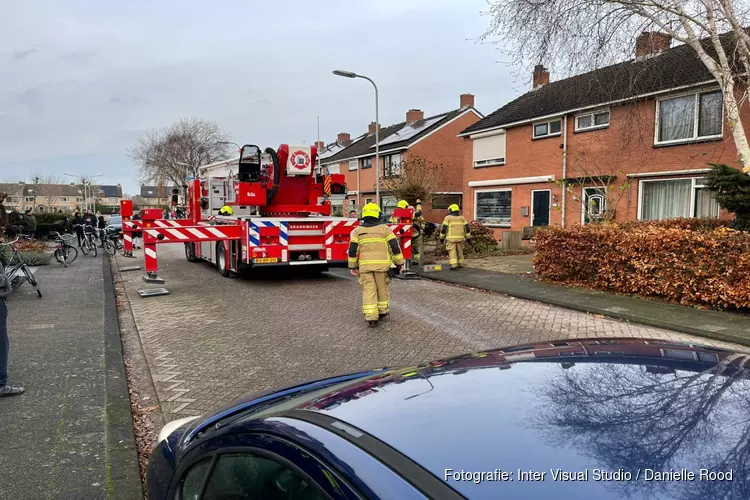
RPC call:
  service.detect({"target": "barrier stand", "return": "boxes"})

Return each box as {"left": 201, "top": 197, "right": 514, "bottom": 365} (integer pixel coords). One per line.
{"left": 390, "top": 207, "right": 419, "bottom": 280}
{"left": 120, "top": 200, "right": 137, "bottom": 259}
{"left": 140, "top": 208, "right": 166, "bottom": 285}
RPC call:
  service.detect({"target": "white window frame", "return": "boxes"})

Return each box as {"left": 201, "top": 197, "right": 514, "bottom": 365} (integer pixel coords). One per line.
{"left": 654, "top": 89, "right": 723, "bottom": 146}
{"left": 581, "top": 187, "right": 607, "bottom": 224}
{"left": 530, "top": 189, "right": 552, "bottom": 226}
{"left": 383, "top": 153, "right": 402, "bottom": 177}
{"left": 637, "top": 176, "right": 720, "bottom": 220}
{"left": 348, "top": 160, "right": 358, "bottom": 171}
{"left": 575, "top": 109, "right": 610, "bottom": 132}
{"left": 532, "top": 118, "right": 562, "bottom": 139}
{"left": 474, "top": 188, "right": 512, "bottom": 228}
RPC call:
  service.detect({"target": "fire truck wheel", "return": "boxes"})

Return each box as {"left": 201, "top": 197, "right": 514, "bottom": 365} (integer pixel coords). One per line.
{"left": 216, "top": 243, "right": 230, "bottom": 277}
{"left": 185, "top": 242, "right": 198, "bottom": 262}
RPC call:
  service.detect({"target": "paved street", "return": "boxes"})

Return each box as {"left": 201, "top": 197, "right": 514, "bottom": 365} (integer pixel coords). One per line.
{"left": 0, "top": 250, "right": 140, "bottom": 500}
{"left": 116, "top": 244, "right": 744, "bottom": 421}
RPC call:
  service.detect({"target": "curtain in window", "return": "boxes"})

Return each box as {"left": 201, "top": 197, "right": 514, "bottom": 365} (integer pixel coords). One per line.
{"left": 641, "top": 180, "right": 691, "bottom": 220}
{"left": 694, "top": 187, "right": 719, "bottom": 218}
{"left": 698, "top": 92, "right": 722, "bottom": 137}
{"left": 476, "top": 191, "right": 512, "bottom": 225}
{"left": 659, "top": 96, "right": 695, "bottom": 141}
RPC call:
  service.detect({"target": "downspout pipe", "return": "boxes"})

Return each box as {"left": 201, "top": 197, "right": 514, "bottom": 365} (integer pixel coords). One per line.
{"left": 562, "top": 114, "right": 568, "bottom": 227}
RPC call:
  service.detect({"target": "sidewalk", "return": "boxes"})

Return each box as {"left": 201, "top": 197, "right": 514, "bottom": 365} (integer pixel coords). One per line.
{"left": 415, "top": 266, "right": 750, "bottom": 347}
{"left": 0, "top": 252, "right": 141, "bottom": 499}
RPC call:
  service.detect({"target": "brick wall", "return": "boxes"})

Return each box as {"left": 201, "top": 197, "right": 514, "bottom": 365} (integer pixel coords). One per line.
{"left": 464, "top": 86, "right": 747, "bottom": 238}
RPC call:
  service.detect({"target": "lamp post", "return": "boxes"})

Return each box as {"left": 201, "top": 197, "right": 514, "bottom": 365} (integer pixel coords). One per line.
{"left": 64, "top": 173, "right": 103, "bottom": 212}
{"left": 333, "top": 70, "right": 380, "bottom": 206}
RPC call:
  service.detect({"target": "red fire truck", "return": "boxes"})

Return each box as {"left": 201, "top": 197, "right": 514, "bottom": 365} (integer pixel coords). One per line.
{"left": 121, "top": 143, "right": 413, "bottom": 283}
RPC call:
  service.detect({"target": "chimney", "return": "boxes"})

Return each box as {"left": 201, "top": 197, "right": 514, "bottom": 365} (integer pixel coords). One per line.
{"left": 336, "top": 132, "right": 351, "bottom": 145}
{"left": 406, "top": 109, "right": 424, "bottom": 124}
{"left": 314, "top": 140, "right": 325, "bottom": 151}
{"left": 368, "top": 121, "right": 381, "bottom": 135}
{"left": 533, "top": 65, "right": 550, "bottom": 90}
{"left": 460, "top": 93, "right": 475, "bottom": 109}
{"left": 635, "top": 31, "right": 672, "bottom": 59}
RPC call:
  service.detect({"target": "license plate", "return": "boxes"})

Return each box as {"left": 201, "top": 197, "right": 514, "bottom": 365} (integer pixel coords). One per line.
{"left": 254, "top": 257, "right": 278, "bottom": 263}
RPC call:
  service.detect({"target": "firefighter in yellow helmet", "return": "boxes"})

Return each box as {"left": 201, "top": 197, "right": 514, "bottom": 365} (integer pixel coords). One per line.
{"left": 218, "top": 205, "right": 233, "bottom": 216}
{"left": 440, "top": 203, "right": 471, "bottom": 269}
{"left": 411, "top": 198, "right": 426, "bottom": 264}
{"left": 349, "top": 203, "right": 405, "bottom": 327}
{"left": 388, "top": 200, "right": 409, "bottom": 223}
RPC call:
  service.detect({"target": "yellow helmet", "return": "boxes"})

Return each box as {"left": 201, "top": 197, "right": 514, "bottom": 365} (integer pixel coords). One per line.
{"left": 397, "top": 200, "right": 408, "bottom": 209}
{"left": 448, "top": 204, "right": 460, "bottom": 213}
{"left": 361, "top": 203, "right": 382, "bottom": 219}
{"left": 219, "top": 205, "right": 233, "bottom": 216}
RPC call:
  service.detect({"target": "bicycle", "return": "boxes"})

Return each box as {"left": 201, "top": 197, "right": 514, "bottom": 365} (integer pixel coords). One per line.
{"left": 102, "top": 232, "right": 125, "bottom": 256}
{"left": 76, "top": 224, "right": 98, "bottom": 257}
{"left": 0, "top": 237, "right": 42, "bottom": 298}
{"left": 49, "top": 231, "right": 78, "bottom": 267}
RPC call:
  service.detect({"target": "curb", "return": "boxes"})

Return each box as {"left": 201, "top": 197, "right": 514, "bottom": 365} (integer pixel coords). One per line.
{"left": 416, "top": 271, "right": 750, "bottom": 348}
{"left": 102, "top": 257, "right": 144, "bottom": 500}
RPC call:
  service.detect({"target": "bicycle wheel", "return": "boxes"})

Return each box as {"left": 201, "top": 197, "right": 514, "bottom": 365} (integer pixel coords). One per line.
{"left": 103, "top": 239, "right": 116, "bottom": 256}
{"left": 80, "top": 238, "right": 91, "bottom": 255}
{"left": 65, "top": 245, "right": 79, "bottom": 264}
{"left": 117, "top": 240, "right": 127, "bottom": 256}
{"left": 54, "top": 248, "right": 67, "bottom": 267}
{"left": 91, "top": 239, "right": 98, "bottom": 257}
{"left": 21, "top": 264, "right": 41, "bottom": 298}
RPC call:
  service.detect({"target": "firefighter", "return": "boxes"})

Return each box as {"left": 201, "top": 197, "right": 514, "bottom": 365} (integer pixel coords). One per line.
{"left": 411, "top": 198, "right": 426, "bottom": 264}
{"left": 440, "top": 204, "right": 471, "bottom": 270}
{"left": 348, "top": 203, "right": 405, "bottom": 327}
{"left": 218, "top": 205, "right": 233, "bottom": 216}
{"left": 388, "top": 200, "right": 409, "bottom": 223}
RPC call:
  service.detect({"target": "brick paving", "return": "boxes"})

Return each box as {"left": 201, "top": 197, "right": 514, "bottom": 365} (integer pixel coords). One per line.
{"left": 116, "top": 244, "right": 746, "bottom": 421}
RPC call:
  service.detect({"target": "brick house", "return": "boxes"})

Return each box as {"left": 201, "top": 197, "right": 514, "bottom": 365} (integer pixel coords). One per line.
{"left": 460, "top": 32, "right": 741, "bottom": 238}
{"left": 321, "top": 94, "right": 483, "bottom": 221}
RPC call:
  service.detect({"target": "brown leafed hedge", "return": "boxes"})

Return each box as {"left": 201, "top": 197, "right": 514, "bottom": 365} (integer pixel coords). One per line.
{"left": 534, "top": 219, "right": 750, "bottom": 309}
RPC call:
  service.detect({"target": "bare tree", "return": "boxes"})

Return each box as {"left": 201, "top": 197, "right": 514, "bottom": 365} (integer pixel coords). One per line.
{"left": 483, "top": 0, "right": 750, "bottom": 170}
{"left": 379, "top": 155, "right": 448, "bottom": 205}
{"left": 31, "top": 174, "right": 64, "bottom": 211}
{"left": 129, "top": 118, "right": 233, "bottom": 188}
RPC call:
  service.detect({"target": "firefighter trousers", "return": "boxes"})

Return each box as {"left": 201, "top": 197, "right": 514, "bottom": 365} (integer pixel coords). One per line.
{"left": 359, "top": 271, "right": 390, "bottom": 321}
{"left": 412, "top": 233, "right": 423, "bottom": 263}
{"left": 445, "top": 241, "right": 464, "bottom": 268}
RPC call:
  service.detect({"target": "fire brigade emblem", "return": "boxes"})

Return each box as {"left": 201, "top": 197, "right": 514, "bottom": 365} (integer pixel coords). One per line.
{"left": 290, "top": 150, "right": 311, "bottom": 170}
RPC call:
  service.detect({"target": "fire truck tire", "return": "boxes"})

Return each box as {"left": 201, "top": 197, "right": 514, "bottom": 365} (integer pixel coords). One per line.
{"left": 185, "top": 243, "right": 199, "bottom": 262}
{"left": 216, "top": 242, "right": 230, "bottom": 277}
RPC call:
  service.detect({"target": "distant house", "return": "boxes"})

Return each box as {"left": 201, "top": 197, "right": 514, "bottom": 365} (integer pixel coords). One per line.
{"left": 0, "top": 182, "right": 83, "bottom": 213}
{"left": 97, "top": 184, "right": 123, "bottom": 207}
{"left": 321, "top": 94, "right": 483, "bottom": 221}
{"left": 138, "top": 185, "right": 174, "bottom": 207}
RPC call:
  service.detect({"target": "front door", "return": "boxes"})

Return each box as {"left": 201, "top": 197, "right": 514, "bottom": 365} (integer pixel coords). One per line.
{"left": 531, "top": 190, "right": 550, "bottom": 226}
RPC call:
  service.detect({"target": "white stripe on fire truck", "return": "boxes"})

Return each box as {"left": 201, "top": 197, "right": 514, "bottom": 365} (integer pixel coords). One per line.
{"left": 186, "top": 228, "right": 209, "bottom": 239}
{"left": 166, "top": 228, "right": 189, "bottom": 240}
{"left": 206, "top": 227, "right": 228, "bottom": 238}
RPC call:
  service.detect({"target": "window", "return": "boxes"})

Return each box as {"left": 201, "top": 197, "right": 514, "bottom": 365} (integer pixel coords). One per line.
{"left": 60, "top": 197, "right": 69, "bottom": 202}
{"left": 381, "top": 195, "right": 398, "bottom": 215}
{"left": 432, "top": 193, "right": 462, "bottom": 209}
{"left": 383, "top": 154, "right": 402, "bottom": 177}
{"left": 186, "top": 453, "right": 325, "bottom": 500}
{"left": 656, "top": 91, "right": 722, "bottom": 144}
{"left": 532, "top": 119, "right": 562, "bottom": 139}
{"left": 472, "top": 133, "right": 506, "bottom": 167}
{"left": 362, "top": 157, "right": 373, "bottom": 169}
{"left": 330, "top": 200, "right": 344, "bottom": 217}
{"left": 348, "top": 160, "right": 358, "bottom": 171}
{"left": 365, "top": 197, "right": 373, "bottom": 205}
{"left": 327, "top": 164, "right": 340, "bottom": 174}
{"left": 475, "top": 190, "right": 512, "bottom": 227}
{"left": 639, "top": 177, "right": 719, "bottom": 220}
{"left": 575, "top": 110, "right": 610, "bottom": 131}
{"left": 76, "top": 197, "right": 83, "bottom": 202}
{"left": 25, "top": 197, "right": 34, "bottom": 202}
{"left": 582, "top": 187, "right": 606, "bottom": 224}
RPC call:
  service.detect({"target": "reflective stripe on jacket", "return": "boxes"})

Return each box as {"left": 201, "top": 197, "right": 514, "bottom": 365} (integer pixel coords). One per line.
{"left": 348, "top": 223, "right": 405, "bottom": 272}
{"left": 440, "top": 214, "right": 470, "bottom": 242}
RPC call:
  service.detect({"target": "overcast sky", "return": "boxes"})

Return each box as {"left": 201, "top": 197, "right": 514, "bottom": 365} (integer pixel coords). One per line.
{"left": 1, "top": 0, "right": 523, "bottom": 194}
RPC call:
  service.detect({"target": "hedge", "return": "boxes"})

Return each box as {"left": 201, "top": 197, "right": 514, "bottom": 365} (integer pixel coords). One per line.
{"left": 534, "top": 219, "right": 750, "bottom": 309}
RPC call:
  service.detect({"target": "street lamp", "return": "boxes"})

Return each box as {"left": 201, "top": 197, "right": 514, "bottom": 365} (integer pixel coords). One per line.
{"left": 65, "top": 173, "right": 103, "bottom": 212}
{"left": 333, "top": 69, "right": 380, "bottom": 206}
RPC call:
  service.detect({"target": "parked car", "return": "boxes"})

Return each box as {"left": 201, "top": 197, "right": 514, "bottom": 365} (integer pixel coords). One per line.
{"left": 106, "top": 215, "right": 122, "bottom": 234}
{"left": 148, "top": 338, "right": 749, "bottom": 499}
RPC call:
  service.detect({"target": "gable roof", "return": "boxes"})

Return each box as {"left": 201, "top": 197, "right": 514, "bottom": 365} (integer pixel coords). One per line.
{"left": 323, "top": 107, "right": 481, "bottom": 164}
{"left": 99, "top": 185, "right": 123, "bottom": 198}
{"left": 318, "top": 134, "right": 367, "bottom": 161}
{"left": 462, "top": 37, "right": 723, "bottom": 136}
{"left": 140, "top": 185, "right": 174, "bottom": 197}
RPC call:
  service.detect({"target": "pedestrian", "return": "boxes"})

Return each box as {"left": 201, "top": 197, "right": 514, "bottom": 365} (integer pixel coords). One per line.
{"left": 0, "top": 288, "right": 24, "bottom": 397}
{"left": 439, "top": 204, "right": 471, "bottom": 270}
{"left": 97, "top": 215, "right": 106, "bottom": 247}
{"left": 132, "top": 212, "right": 143, "bottom": 249}
{"left": 72, "top": 211, "right": 84, "bottom": 246}
{"left": 348, "top": 203, "right": 405, "bottom": 327}
{"left": 349, "top": 210, "right": 357, "bottom": 219}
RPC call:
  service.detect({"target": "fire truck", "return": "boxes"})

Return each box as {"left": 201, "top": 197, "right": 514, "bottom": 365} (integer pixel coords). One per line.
{"left": 121, "top": 143, "right": 413, "bottom": 283}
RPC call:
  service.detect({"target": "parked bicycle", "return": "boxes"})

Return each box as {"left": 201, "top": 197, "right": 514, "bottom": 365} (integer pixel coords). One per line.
{"left": 75, "top": 224, "right": 98, "bottom": 257}
{"left": 102, "top": 232, "right": 125, "bottom": 256}
{"left": 49, "top": 231, "right": 78, "bottom": 267}
{"left": 0, "top": 237, "right": 42, "bottom": 298}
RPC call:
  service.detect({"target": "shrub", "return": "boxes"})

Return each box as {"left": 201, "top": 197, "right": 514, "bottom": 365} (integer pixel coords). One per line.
{"left": 1, "top": 240, "right": 51, "bottom": 266}
{"left": 534, "top": 219, "right": 750, "bottom": 309}
{"left": 422, "top": 220, "right": 532, "bottom": 263}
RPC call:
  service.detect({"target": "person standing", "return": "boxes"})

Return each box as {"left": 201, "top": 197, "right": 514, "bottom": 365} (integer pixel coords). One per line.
{"left": 97, "top": 215, "right": 106, "bottom": 247}
{"left": 411, "top": 198, "right": 426, "bottom": 265}
{"left": 72, "top": 211, "right": 84, "bottom": 246}
{"left": 439, "top": 204, "right": 471, "bottom": 270}
{"left": 0, "top": 294, "right": 24, "bottom": 397}
{"left": 348, "top": 203, "right": 405, "bottom": 327}
{"left": 132, "top": 212, "right": 143, "bottom": 249}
